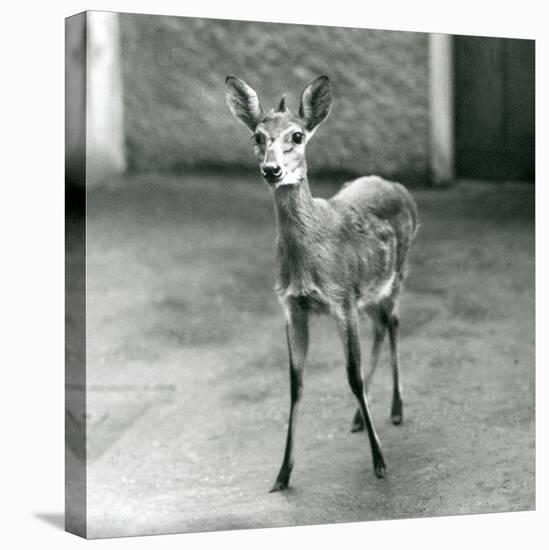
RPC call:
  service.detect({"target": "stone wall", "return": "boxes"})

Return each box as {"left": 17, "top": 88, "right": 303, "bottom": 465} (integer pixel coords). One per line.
{"left": 120, "top": 13, "right": 430, "bottom": 182}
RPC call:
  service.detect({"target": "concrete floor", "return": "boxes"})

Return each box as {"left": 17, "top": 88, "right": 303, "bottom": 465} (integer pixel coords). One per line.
{"left": 73, "top": 173, "right": 534, "bottom": 538}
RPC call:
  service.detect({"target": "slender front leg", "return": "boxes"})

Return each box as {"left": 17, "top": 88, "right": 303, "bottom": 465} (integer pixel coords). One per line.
{"left": 388, "top": 314, "right": 403, "bottom": 425}
{"left": 338, "top": 307, "right": 386, "bottom": 478}
{"left": 270, "top": 300, "right": 309, "bottom": 492}
{"left": 351, "top": 317, "right": 387, "bottom": 432}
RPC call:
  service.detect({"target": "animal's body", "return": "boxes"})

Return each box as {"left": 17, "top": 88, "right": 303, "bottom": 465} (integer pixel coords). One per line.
{"left": 275, "top": 175, "right": 417, "bottom": 314}
{"left": 226, "top": 75, "right": 418, "bottom": 491}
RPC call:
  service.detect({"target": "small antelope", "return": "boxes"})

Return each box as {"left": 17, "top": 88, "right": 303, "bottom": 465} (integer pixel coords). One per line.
{"left": 226, "top": 75, "right": 418, "bottom": 492}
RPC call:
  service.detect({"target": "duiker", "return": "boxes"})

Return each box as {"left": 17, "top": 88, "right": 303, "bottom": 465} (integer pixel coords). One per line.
{"left": 226, "top": 75, "right": 419, "bottom": 491}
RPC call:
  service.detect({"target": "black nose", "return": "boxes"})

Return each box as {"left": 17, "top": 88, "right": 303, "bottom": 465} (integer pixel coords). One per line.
{"left": 262, "top": 165, "right": 282, "bottom": 179}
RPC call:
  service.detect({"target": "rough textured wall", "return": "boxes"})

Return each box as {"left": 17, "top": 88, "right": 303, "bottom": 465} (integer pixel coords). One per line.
{"left": 120, "top": 14, "right": 429, "bottom": 181}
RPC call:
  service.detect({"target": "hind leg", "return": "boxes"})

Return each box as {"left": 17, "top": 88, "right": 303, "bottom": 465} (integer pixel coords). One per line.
{"left": 337, "top": 306, "right": 386, "bottom": 478}
{"left": 351, "top": 309, "right": 388, "bottom": 432}
{"left": 388, "top": 313, "right": 403, "bottom": 425}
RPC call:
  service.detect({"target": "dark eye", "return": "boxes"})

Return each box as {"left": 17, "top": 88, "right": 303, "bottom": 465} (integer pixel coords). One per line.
{"left": 292, "top": 132, "right": 304, "bottom": 145}
{"left": 253, "top": 133, "right": 264, "bottom": 146}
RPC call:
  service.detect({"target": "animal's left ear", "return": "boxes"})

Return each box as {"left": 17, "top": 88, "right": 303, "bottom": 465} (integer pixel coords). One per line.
{"left": 299, "top": 76, "right": 332, "bottom": 132}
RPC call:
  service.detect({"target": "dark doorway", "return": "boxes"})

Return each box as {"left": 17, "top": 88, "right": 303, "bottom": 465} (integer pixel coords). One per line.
{"left": 454, "top": 36, "right": 535, "bottom": 181}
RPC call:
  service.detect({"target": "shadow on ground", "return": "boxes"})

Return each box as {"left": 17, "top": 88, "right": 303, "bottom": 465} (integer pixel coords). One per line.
{"left": 34, "top": 513, "right": 64, "bottom": 531}
{"left": 71, "top": 173, "right": 534, "bottom": 538}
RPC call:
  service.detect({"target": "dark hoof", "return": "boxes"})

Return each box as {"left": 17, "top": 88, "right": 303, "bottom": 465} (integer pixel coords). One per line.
{"left": 391, "top": 398, "right": 403, "bottom": 425}
{"left": 351, "top": 420, "right": 365, "bottom": 432}
{"left": 374, "top": 461, "right": 386, "bottom": 479}
{"left": 374, "top": 452, "right": 386, "bottom": 478}
{"left": 270, "top": 466, "right": 292, "bottom": 493}
{"left": 350, "top": 409, "right": 364, "bottom": 432}
{"left": 269, "top": 479, "right": 289, "bottom": 493}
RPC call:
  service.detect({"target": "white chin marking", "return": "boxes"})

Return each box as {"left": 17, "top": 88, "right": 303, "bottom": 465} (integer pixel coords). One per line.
{"left": 275, "top": 174, "right": 302, "bottom": 188}
{"left": 274, "top": 182, "right": 300, "bottom": 191}
{"left": 276, "top": 181, "right": 298, "bottom": 187}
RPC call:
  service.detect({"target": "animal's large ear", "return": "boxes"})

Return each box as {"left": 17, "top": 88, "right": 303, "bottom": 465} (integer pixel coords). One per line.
{"left": 225, "top": 76, "right": 264, "bottom": 132}
{"left": 299, "top": 76, "right": 332, "bottom": 132}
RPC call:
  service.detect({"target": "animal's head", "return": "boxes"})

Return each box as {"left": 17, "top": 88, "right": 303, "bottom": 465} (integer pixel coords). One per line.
{"left": 225, "top": 76, "right": 332, "bottom": 188}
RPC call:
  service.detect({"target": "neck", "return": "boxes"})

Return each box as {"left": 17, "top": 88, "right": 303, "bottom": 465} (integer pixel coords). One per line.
{"left": 273, "top": 178, "right": 315, "bottom": 242}
{"left": 272, "top": 177, "right": 318, "bottom": 296}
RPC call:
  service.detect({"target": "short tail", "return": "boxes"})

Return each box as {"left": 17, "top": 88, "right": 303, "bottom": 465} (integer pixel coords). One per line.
{"left": 407, "top": 195, "right": 420, "bottom": 238}
{"left": 396, "top": 182, "right": 420, "bottom": 238}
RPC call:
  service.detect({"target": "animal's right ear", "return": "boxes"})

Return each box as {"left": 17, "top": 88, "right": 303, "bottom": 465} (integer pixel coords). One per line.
{"left": 225, "top": 76, "right": 263, "bottom": 132}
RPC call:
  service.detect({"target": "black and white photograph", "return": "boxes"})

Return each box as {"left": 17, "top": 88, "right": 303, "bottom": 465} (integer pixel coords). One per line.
{"left": 64, "top": 9, "right": 536, "bottom": 539}
{"left": 3, "top": 2, "right": 544, "bottom": 547}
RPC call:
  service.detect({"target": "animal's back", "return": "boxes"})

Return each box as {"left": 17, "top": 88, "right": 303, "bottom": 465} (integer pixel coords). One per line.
{"left": 330, "top": 175, "right": 419, "bottom": 281}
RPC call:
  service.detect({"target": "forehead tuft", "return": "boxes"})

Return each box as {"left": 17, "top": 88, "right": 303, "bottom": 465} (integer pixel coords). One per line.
{"left": 257, "top": 109, "right": 304, "bottom": 136}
